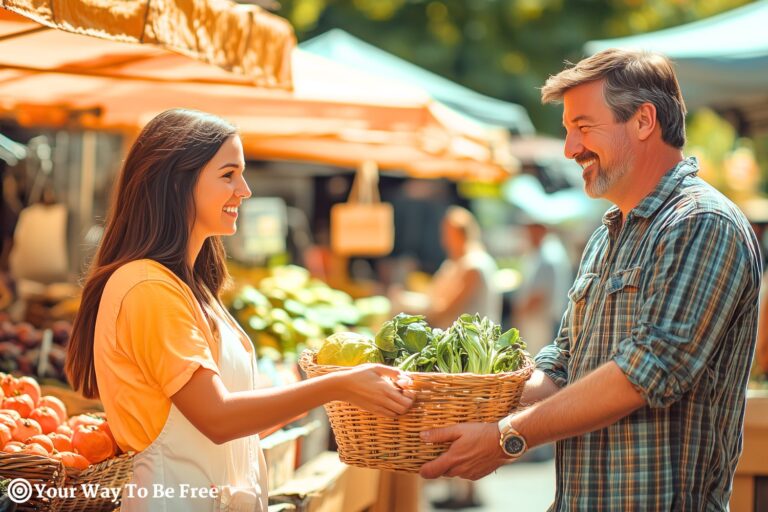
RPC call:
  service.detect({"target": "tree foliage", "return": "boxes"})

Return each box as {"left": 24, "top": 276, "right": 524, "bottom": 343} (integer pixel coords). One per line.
{"left": 279, "top": 0, "right": 755, "bottom": 136}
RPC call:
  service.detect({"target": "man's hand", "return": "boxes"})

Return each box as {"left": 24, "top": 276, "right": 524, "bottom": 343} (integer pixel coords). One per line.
{"left": 419, "top": 422, "right": 509, "bottom": 480}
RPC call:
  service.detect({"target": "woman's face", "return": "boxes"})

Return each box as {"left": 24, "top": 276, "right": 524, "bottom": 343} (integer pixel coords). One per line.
{"left": 191, "top": 135, "right": 251, "bottom": 240}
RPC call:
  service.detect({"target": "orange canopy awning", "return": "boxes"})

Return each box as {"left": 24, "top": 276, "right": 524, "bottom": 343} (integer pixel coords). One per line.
{"left": 0, "top": 5, "right": 512, "bottom": 181}
{"left": 0, "top": 0, "right": 294, "bottom": 88}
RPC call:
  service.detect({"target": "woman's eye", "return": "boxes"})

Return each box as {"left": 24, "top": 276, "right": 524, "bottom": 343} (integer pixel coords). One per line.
{"left": 222, "top": 171, "right": 234, "bottom": 179}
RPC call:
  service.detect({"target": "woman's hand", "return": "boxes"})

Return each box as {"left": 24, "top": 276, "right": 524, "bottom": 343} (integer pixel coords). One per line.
{"left": 336, "top": 364, "right": 415, "bottom": 417}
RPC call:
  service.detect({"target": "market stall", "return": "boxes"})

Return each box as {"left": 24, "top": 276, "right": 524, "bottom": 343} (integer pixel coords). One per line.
{"left": 0, "top": 9, "right": 510, "bottom": 182}
{"left": 0, "top": 1, "right": 384, "bottom": 510}
{"left": 732, "top": 390, "right": 768, "bottom": 512}
{"left": 0, "top": 1, "right": 520, "bottom": 510}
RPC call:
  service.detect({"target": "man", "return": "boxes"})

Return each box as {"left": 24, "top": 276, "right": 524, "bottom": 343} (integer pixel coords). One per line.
{"left": 419, "top": 49, "right": 762, "bottom": 511}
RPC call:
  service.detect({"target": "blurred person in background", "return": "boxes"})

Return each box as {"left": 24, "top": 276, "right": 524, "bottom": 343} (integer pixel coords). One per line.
{"left": 748, "top": 218, "right": 768, "bottom": 378}
{"left": 510, "top": 217, "right": 572, "bottom": 463}
{"left": 418, "top": 49, "right": 762, "bottom": 511}
{"left": 513, "top": 218, "right": 572, "bottom": 357}
{"left": 392, "top": 205, "right": 501, "bottom": 330}
{"left": 391, "top": 205, "right": 500, "bottom": 509}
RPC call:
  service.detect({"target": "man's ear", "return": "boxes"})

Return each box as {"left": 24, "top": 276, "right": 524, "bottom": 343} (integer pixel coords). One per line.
{"left": 635, "top": 103, "right": 657, "bottom": 141}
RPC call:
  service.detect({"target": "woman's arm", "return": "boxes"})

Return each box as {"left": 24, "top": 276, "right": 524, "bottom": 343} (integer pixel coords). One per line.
{"left": 172, "top": 364, "right": 414, "bottom": 444}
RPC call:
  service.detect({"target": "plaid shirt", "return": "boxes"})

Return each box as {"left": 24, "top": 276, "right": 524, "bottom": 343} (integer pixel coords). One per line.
{"left": 535, "top": 158, "right": 762, "bottom": 511}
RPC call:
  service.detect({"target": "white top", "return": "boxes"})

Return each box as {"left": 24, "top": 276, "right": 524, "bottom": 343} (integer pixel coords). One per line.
{"left": 122, "top": 315, "right": 268, "bottom": 512}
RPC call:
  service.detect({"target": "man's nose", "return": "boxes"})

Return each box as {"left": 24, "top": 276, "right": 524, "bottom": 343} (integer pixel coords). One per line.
{"left": 564, "top": 131, "right": 584, "bottom": 160}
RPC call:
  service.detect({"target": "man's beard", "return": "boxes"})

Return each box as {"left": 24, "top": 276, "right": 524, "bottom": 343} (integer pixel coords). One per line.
{"left": 579, "top": 135, "right": 633, "bottom": 199}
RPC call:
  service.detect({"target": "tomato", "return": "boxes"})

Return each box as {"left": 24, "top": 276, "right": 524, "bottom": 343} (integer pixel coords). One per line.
{"left": 15, "top": 377, "right": 41, "bottom": 407}
{"left": 2, "top": 395, "right": 34, "bottom": 418}
{"left": 39, "top": 396, "right": 68, "bottom": 424}
{"left": 72, "top": 424, "right": 115, "bottom": 464}
{"left": 26, "top": 434, "right": 54, "bottom": 454}
{"left": 12, "top": 418, "right": 42, "bottom": 443}
{"left": 29, "top": 406, "right": 60, "bottom": 434}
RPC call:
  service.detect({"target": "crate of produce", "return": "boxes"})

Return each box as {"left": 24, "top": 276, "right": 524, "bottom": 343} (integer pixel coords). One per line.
{"left": 1, "top": 373, "right": 133, "bottom": 511}
{"left": 299, "top": 313, "right": 534, "bottom": 473}
{"left": 0, "top": 451, "right": 133, "bottom": 512}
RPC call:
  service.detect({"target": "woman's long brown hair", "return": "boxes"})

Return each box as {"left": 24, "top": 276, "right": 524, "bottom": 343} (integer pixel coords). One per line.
{"left": 66, "top": 109, "right": 237, "bottom": 398}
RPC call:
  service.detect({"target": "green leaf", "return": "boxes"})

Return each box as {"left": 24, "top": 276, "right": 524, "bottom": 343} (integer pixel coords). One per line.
{"left": 374, "top": 320, "right": 397, "bottom": 352}
{"left": 496, "top": 328, "right": 520, "bottom": 349}
{"left": 402, "top": 323, "right": 429, "bottom": 354}
{"left": 397, "top": 351, "right": 421, "bottom": 371}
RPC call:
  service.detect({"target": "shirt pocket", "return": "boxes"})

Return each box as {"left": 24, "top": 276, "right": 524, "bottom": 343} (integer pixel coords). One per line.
{"left": 604, "top": 266, "right": 642, "bottom": 340}
{"left": 566, "top": 273, "right": 599, "bottom": 347}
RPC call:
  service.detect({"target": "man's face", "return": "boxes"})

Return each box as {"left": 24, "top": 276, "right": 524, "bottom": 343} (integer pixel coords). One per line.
{"left": 562, "top": 80, "right": 635, "bottom": 200}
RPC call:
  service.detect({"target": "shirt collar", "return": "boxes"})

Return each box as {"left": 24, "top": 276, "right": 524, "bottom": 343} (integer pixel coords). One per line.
{"left": 602, "top": 157, "right": 699, "bottom": 231}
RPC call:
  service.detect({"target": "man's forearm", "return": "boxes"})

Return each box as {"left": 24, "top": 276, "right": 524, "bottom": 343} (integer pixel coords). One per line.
{"left": 519, "top": 369, "right": 561, "bottom": 405}
{"left": 509, "top": 361, "right": 646, "bottom": 448}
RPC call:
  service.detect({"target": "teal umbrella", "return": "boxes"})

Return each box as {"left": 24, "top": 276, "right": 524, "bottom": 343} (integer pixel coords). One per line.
{"left": 586, "top": 0, "right": 768, "bottom": 126}
{"left": 301, "top": 29, "right": 535, "bottom": 135}
{"left": 502, "top": 174, "right": 609, "bottom": 227}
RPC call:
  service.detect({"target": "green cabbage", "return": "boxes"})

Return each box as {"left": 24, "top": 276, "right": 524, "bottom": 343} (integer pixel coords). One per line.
{"left": 316, "top": 332, "right": 383, "bottom": 366}
{"left": 374, "top": 320, "right": 397, "bottom": 352}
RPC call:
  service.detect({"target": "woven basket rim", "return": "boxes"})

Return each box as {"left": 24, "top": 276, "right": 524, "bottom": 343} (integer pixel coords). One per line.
{"left": 0, "top": 450, "right": 135, "bottom": 473}
{"left": 65, "top": 450, "right": 135, "bottom": 477}
{"left": 299, "top": 349, "right": 535, "bottom": 378}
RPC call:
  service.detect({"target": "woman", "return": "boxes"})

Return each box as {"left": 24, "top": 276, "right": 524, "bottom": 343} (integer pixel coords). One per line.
{"left": 66, "top": 109, "right": 414, "bottom": 511}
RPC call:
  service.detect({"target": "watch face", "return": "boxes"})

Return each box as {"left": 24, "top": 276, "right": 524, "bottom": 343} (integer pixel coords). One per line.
{"left": 504, "top": 435, "right": 525, "bottom": 456}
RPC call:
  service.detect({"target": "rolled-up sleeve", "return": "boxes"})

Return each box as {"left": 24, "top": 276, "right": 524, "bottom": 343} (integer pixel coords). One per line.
{"left": 119, "top": 280, "right": 220, "bottom": 398}
{"left": 612, "top": 214, "right": 750, "bottom": 408}
{"left": 535, "top": 304, "right": 572, "bottom": 388}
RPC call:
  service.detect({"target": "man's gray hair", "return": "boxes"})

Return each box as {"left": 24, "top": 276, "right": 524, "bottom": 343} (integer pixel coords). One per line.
{"left": 541, "top": 49, "right": 687, "bottom": 148}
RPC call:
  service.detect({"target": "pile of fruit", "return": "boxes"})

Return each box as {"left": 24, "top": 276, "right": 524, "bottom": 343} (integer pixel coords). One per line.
{"left": 0, "top": 311, "right": 71, "bottom": 382}
{"left": 0, "top": 373, "right": 119, "bottom": 470}
{"left": 227, "top": 265, "right": 390, "bottom": 361}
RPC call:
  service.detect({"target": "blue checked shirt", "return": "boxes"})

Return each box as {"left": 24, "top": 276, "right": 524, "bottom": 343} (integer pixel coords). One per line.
{"left": 535, "top": 158, "right": 762, "bottom": 511}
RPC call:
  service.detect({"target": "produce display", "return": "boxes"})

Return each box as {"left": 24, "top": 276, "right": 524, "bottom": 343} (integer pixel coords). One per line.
{"left": 0, "top": 373, "right": 120, "bottom": 469}
{"left": 316, "top": 313, "right": 529, "bottom": 374}
{"left": 0, "top": 312, "right": 71, "bottom": 382}
{"left": 227, "top": 265, "right": 390, "bottom": 361}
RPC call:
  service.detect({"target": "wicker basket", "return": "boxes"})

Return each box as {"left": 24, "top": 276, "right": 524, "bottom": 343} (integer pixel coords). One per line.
{"left": 0, "top": 451, "right": 133, "bottom": 511}
{"left": 299, "top": 350, "right": 534, "bottom": 473}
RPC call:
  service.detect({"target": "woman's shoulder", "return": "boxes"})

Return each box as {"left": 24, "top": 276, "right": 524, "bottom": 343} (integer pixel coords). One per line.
{"left": 103, "top": 259, "right": 190, "bottom": 306}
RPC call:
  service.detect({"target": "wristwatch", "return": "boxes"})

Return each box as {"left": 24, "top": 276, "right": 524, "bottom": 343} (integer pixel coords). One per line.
{"left": 498, "top": 417, "right": 528, "bottom": 459}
